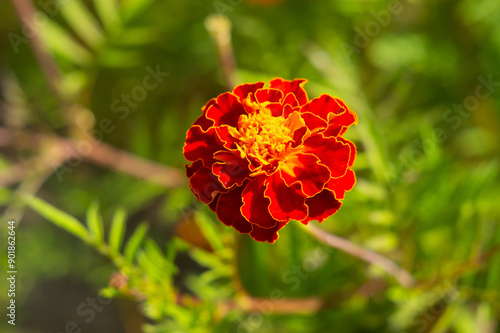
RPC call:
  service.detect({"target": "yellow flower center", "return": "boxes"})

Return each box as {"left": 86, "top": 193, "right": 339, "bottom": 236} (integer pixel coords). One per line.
{"left": 229, "top": 99, "right": 293, "bottom": 174}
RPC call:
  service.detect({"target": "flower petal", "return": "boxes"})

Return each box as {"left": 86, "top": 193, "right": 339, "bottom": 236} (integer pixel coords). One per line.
{"left": 302, "top": 189, "right": 342, "bottom": 224}
{"left": 302, "top": 134, "right": 351, "bottom": 178}
{"left": 186, "top": 160, "right": 203, "bottom": 178}
{"left": 250, "top": 221, "right": 287, "bottom": 243}
{"left": 300, "top": 94, "right": 346, "bottom": 120}
{"left": 216, "top": 186, "right": 252, "bottom": 233}
{"left": 324, "top": 110, "right": 358, "bottom": 137}
{"left": 326, "top": 168, "right": 356, "bottom": 200}
{"left": 183, "top": 125, "right": 224, "bottom": 166}
{"left": 232, "top": 82, "right": 265, "bottom": 101}
{"left": 241, "top": 176, "right": 279, "bottom": 229}
{"left": 265, "top": 173, "right": 308, "bottom": 221}
{"left": 254, "top": 88, "right": 284, "bottom": 104}
{"left": 193, "top": 98, "right": 217, "bottom": 130}
{"left": 212, "top": 151, "right": 250, "bottom": 188}
{"left": 189, "top": 166, "right": 227, "bottom": 204}
{"left": 282, "top": 92, "right": 300, "bottom": 108}
{"left": 280, "top": 153, "right": 330, "bottom": 197}
{"left": 285, "top": 111, "right": 308, "bottom": 147}
{"left": 269, "top": 78, "right": 308, "bottom": 105}
{"left": 301, "top": 112, "right": 327, "bottom": 133}
{"left": 206, "top": 92, "right": 246, "bottom": 127}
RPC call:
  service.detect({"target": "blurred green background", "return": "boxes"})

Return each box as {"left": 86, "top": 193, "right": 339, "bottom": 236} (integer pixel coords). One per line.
{"left": 1, "top": 0, "right": 500, "bottom": 332}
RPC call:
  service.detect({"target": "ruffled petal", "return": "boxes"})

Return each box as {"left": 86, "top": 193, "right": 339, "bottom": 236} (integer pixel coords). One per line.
{"left": 216, "top": 186, "right": 252, "bottom": 233}
{"left": 250, "top": 221, "right": 287, "bottom": 243}
{"left": 241, "top": 176, "right": 279, "bottom": 229}
{"left": 206, "top": 92, "right": 246, "bottom": 127}
{"left": 326, "top": 168, "right": 356, "bottom": 200}
{"left": 186, "top": 160, "right": 203, "bottom": 178}
{"left": 193, "top": 98, "right": 217, "bottom": 130}
{"left": 337, "top": 137, "right": 356, "bottom": 167}
{"left": 183, "top": 125, "right": 224, "bottom": 167}
{"left": 189, "top": 166, "right": 227, "bottom": 204}
{"left": 281, "top": 92, "right": 300, "bottom": 108}
{"left": 285, "top": 111, "right": 308, "bottom": 147}
{"left": 232, "top": 82, "right": 265, "bottom": 101}
{"left": 265, "top": 173, "right": 308, "bottom": 221}
{"left": 302, "top": 189, "right": 342, "bottom": 224}
{"left": 324, "top": 111, "right": 358, "bottom": 137}
{"left": 269, "top": 78, "right": 308, "bottom": 105}
{"left": 301, "top": 112, "right": 327, "bottom": 133}
{"left": 208, "top": 194, "right": 220, "bottom": 212}
{"left": 300, "top": 94, "right": 345, "bottom": 121}
{"left": 212, "top": 151, "right": 250, "bottom": 188}
{"left": 255, "top": 88, "right": 284, "bottom": 104}
{"left": 302, "top": 134, "right": 351, "bottom": 178}
{"left": 279, "top": 153, "right": 330, "bottom": 197}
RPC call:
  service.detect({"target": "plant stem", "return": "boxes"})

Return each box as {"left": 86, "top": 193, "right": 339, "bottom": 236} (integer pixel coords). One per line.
{"left": 205, "top": 14, "right": 239, "bottom": 90}
{"left": 303, "top": 223, "right": 416, "bottom": 288}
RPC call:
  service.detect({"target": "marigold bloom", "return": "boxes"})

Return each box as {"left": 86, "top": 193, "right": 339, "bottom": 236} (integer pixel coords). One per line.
{"left": 183, "top": 78, "right": 357, "bottom": 243}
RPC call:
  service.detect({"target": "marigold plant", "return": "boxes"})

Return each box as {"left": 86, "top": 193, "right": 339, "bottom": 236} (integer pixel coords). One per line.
{"left": 183, "top": 78, "right": 357, "bottom": 243}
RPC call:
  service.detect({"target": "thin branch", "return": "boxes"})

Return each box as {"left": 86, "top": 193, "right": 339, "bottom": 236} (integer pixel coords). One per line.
{"left": 205, "top": 14, "right": 239, "bottom": 90}
{"left": 304, "top": 223, "right": 416, "bottom": 288}
{"left": 11, "top": 0, "right": 63, "bottom": 96}
{"left": 0, "top": 127, "right": 186, "bottom": 189}
{"left": 58, "top": 137, "right": 186, "bottom": 188}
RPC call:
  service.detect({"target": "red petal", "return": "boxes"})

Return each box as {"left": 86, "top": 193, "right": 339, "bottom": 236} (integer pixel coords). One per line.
{"left": 267, "top": 102, "right": 284, "bottom": 117}
{"left": 232, "top": 82, "right": 265, "bottom": 101}
{"left": 337, "top": 137, "right": 356, "bottom": 167}
{"left": 301, "top": 112, "right": 327, "bottom": 133}
{"left": 302, "top": 134, "right": 351, "bottom": 178}
{"left": 254, "top": 88, "right": 284, "bottom": 104}
{"left": 209, "top": 193, "right": 220, "bottom": 212}
{"left": 215, "top": 125, "right": 237, "bottom": 150}
{"left": 186, "top": 160, "right": 203, "bottom": 178}
{"left": 280, "top": 153, "right": 330, "bottom": 197}
{"left": 265, "top": 173, "right": 308, "bottom": 221}
{"left": 284, "top": 111, "right": 308, "bottom": 147}
{"left": 212, "top": 151, "right": 250, "bottom": 188}
{"left": 206, "top": 92, "right": 246, "bottom": 127}
{"left": 269, "top": 78, "right": 308, "bottom": 105}
{"left": 282, "top": 92, "right": 300, "bottom": 108}
{"left": 326, "top": 168, "right": 356, "bottom": 200}
{"left": 302, "top": 190, "right": 342, "bottom": 224}
{"left": 183, "top": 125, "right": 224, "bottom": 167}
{"left": 193, "top": 98, "right": 217, "bottom": 130}
{"left": 241, "top": 176, "right": 279, "bottom": 229}
{"left": 250, "top": 222, "right": 287, "bottom": 243}
{"left": 300, "top": 94, "right": 345, "bottom": 121}
{"left": 216, "top": 186, "right": 252, "bottom": 233}
{"left": 324, "top": 111, "right": 358, "bottom": 137}
{"left": 189, "top": 166, "right": 227, "bottom": 204}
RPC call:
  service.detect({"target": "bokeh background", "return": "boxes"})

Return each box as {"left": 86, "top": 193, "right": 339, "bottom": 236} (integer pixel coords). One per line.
{"left": 1, "top": 0, "right": 500, "bottom": 332}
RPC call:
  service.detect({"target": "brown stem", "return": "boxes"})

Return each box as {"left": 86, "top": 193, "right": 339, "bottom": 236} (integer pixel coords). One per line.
{"left": 205, "top": 14, "right": 239, "bottom": 90}
{"left": 0, "top": 127, "right": 186, "bottom": 189}
{"left": 11, "top": 0, "right": 63, "bottom": 96}
{"left": 304, "top": 223, "right": 416, "bottom": 288}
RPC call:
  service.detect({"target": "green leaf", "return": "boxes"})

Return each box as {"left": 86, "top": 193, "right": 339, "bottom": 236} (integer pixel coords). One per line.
{"left": 124, "top": 222, "right": 149, "bottom": 262}
{"left": 194, "top": 211, "right": 224, "bottom": 251}
{"left": 86, "top": 201, "right": 104, "bottom": 244}
{"left": 92, "top": 0, "right": 121, "bottom": 36}
{"left": 122, "top": 0, "right": 156, "bottom": 21}
{"left": 59, "top": 0, "right": 104, "bottom": 49}
{"left": 109, "top": 208, "right": 127, "bottom": 254}
{"left": 38, "top": 20, "right": 93, "bottom": 66}
{"left": 24, "top": 195, "right": 89, "bottom": 242}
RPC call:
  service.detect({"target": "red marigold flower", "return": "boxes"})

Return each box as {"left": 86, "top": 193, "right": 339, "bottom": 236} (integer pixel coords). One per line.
{"left": 183, "top": 78, "right": 357, "bottom": 243}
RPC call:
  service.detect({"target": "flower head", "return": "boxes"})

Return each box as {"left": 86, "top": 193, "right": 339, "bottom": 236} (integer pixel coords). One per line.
{"left": 183, "top": 78, "right": 357, "bottom": 243}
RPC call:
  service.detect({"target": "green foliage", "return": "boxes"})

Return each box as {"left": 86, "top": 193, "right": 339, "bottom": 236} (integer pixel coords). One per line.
{"left": 1, "top": 0, "right": 500, "bottom": 332}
